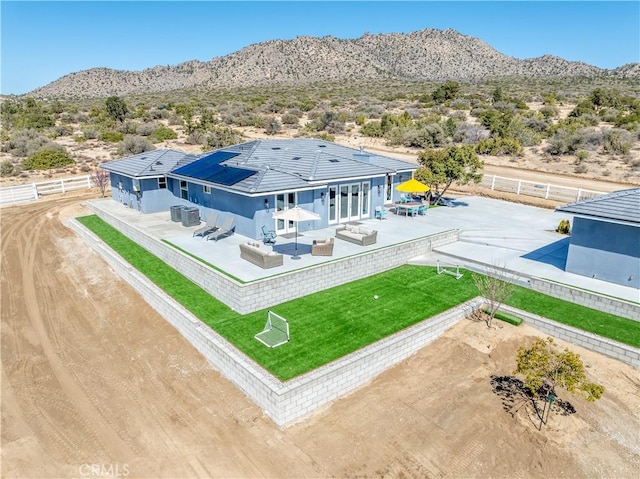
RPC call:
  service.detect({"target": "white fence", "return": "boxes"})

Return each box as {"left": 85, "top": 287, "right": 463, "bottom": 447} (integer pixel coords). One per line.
{"left": 0, "top": 175, "right": 95, "bottom": 206}
{"left": 479, "top": 174, "right": 605, "bottom": 203}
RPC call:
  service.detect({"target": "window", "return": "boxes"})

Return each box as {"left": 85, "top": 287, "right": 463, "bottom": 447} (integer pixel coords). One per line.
{"left": 204, "top": 185, "right": 211, "bottom": 194}
{"left": 180, "top": 180, "right": 188, "bottom": 200}
{"left": 158, "top": 177, "right": 167, "bottom": 189}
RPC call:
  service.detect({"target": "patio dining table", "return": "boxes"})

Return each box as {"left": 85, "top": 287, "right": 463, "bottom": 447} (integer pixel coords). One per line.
{"left": 393, "top": 202, "right": 423, "bottom": 216}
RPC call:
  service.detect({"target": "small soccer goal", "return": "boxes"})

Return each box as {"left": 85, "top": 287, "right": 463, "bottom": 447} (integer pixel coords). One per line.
{"left": 436, "top": 259, "right": 464, "bottom": 280}
{"left": 254, "top": 310, "right": 290, "bottom": 348}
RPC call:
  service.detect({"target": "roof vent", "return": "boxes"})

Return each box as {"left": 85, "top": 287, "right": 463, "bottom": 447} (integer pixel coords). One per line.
{"left": 292, "top": 156, "right": 301, "bottom": 161}
{"left": 329, "top": 159, "right": 339, "bottom": 163}
{"left": 272, "top": 147, "right": 281, "bottom": 150}
{"left": 318, "top": 144, "right": 326, "bottom": 148}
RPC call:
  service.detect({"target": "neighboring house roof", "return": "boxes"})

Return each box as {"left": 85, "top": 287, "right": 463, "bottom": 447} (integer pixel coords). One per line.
{"left": 100, "top": 149, "right": 198, "bottom": 178}
{"left": 167, "top": 138, "right": 417, "bottom": 194}
{"left": 556, "top": 188, "right": 640, "bottom": 226}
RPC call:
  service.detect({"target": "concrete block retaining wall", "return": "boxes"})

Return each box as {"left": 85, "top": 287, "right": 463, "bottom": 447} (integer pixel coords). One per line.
{"left": 86, "top": 202, "right": 459, "bottom": 314}
{"left": 70, "top": 216, "right": 638, "bottom": 428}
{"left": 530, "top": 278, "right": 640, "bottom": 322}
{"left": 499, "top": 304, "right": 639, "bottom": 369}
{"left": 69, "top": 217, "right": 480, "bottom": 426}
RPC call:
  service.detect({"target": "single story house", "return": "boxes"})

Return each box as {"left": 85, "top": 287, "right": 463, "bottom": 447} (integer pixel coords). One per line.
{"left": 100, "top": 138, "right": 419, "bottom": 239}
{"left": 556, "top": 188, "right": 640, "bottom": 289}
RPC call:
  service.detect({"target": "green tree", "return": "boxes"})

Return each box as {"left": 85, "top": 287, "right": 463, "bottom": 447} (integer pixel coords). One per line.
{"left": 515, "top": 337, "right": 604, "bottom": 405}
{"left": 105, "top": 96, "right": 129, "bottom": 123}
{"left": 431, "top": 81, "right": 460, "bottom": 104}
{"left": 415, "top": 145, "right": 483, "bottom": 202}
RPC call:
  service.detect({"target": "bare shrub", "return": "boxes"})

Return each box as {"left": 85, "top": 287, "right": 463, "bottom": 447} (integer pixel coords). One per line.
{"left": 137, "top": 122, "right": 157, "bottom": 136}
{"left": 602, "top": 128, "right": 633, "bottom": 155}
{"left": 186, "top": 130, "right": 206, "bottom": 145}
{"left": 117, "top": 135, "right": 154, "bottom": 156}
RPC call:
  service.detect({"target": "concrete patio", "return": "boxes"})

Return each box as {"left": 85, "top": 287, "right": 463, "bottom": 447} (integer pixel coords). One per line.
{"left": 85, "top": 195, "right": 640, "bottom": 305}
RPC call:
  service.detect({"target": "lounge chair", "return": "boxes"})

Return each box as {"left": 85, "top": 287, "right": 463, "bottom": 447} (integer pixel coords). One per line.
{"left": 312, "top": 238, "right": 334, "bottom": 256}
{"left": 193, "top": 213, "right": 219, "bottom": 237}
{"left": 417, "top": 205, "right": 427, "bottom": 216}
{"left": 374, "top": 206, "right": 388, "bottom": 220}
{"left": 261, "top": 225, "right": 277, "bottom": 245}
{"left": 206, "top": 216, "right": 235, "bottom": 242}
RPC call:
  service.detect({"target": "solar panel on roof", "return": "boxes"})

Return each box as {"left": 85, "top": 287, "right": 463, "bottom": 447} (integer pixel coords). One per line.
{"left": 172, "top": 151, "right": 240, "bottom": 180}
{"left": 172, "top": 150, "right": 255, "bottom": 185}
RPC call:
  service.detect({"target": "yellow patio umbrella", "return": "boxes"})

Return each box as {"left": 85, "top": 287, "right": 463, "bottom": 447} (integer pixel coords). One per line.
{"left": 395, "top": 178, "right": 430, "bottom": 197}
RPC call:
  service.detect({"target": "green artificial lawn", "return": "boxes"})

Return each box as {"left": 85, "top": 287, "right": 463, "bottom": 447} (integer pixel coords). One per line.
{"left": 77, "top": 214, "right": 640, "bottom": 381}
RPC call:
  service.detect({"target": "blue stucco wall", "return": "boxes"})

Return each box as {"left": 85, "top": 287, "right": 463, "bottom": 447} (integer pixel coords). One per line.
{"left": 565, "top": 217, "right": 640, "bottom": 289}
{"left": 109, "top": 173, "right": 407, "bottom": 240}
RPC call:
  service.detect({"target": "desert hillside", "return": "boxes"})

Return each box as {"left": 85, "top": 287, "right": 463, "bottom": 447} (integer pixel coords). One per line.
{"left": 26, "top": 28, "right": 638, "bottom": 99}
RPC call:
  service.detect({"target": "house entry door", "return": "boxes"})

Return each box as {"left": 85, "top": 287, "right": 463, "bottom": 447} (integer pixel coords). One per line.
{"left": 339, "top": 183, "right": 361, "bottom": 223}
{"left": 275, "top": 192, "right": 297, "bottom": 234}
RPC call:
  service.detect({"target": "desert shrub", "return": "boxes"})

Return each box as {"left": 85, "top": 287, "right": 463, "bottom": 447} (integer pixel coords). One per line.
{"left": 457, "top": 123, "right": 490, "bottom": 144}
{"left": 556, "top": 219, "right": 571, "bottom": 234}
{"left": 185, "top": 130, "right": 206, "bottom": 145}
{"left": 354, "top": 114, "right": 366, "bottom": 126}
{"left": 1, "top": 129, "right": 54, "bottom": 157}
{"left": 475, "top": 137, "right": 523, "bottom": 156}
{"left": 539, "top": 105, "right": 559, "bottom": 119}
{"left": 23, "top": 147, "right": 74, "bottom": 170}
{"left": 450, "top": 110, "right": 467, "bottom": 121}
{"left": 575, "top": 150, "right": 589, "bottom": 162}
{"left": 449, "top": 99, "right": 471, "bottom": 110}
{"left": 52, "top": 125, "right": 74, "bottom": 137}
{"left": 149, "top": 125, "right": 178, "bottom": 142}
{"left": 281, "top": 112, "right": 300, "bottom": 125}
{"left": 79, "top": 164, "right": 92, "bottom": 173}
{"left": 546, "top": 128, "right": 595, "bottom": 155}
{"left": 81, "top": 129, "right": 100, "bottom": 142}
{"left": 574, "top": 163, "right": 588, "bottom": 174}
{"left": 74, "top": 135, "right": 87, "bottom": 143}
{"left": 202, "top": 126, "right": 243, "bottom": 151}
{"left": 117, "top": 135, "right": 154, "bottom": 156}
{"left": 145, "top": 108, "right": 169, "bottom": 120}
{"left": 0, "top": 160, "right": 20, "bottom": 177}
{"left": 264, "top": 118, "right": 281, "bottom": 135}
{"left": 167, "top": 114, "right": 183, "bottom": 126}
{"left": 136, "top": 122, "right": 157, "bottom": 136}
{"left": 100, "top": 131, "right": 124, "bottom": 143}
{"left": 602, "top": 128, "right": 633, "bottom": 155}
{"left": 117, "top": 120, "right": 139, "bottom": 135}
{"left": 360, "top": 120, "right": 383, "bottom": 137}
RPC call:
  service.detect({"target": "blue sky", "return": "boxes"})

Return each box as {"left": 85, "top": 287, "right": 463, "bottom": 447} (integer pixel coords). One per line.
{"left": 1, "top": 1, "right": 638, "bottom": 95}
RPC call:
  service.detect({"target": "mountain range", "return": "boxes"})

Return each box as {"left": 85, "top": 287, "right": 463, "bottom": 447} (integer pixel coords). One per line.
{"left": 28, "top": 28, "right": 639, "bottom": 99}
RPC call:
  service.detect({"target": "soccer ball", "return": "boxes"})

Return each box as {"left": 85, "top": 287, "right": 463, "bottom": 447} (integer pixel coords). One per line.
{"left": 374, "top": 295, "right": 379, "bottom": 300}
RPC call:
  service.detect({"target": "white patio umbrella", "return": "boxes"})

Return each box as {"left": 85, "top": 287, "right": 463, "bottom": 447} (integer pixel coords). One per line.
{"left": 272, "top": 206, "right": 321, "bottom": 259}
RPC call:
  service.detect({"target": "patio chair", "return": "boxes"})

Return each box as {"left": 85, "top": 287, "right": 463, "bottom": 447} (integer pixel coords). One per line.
{"left": 261, "top": 225, "right": 277, "bottom": 245}
{"left": 312, "top": 238, "right": 334, "bottom": 256}
{"left": 206, "top": 216, "right": 235, "bottom": 242}
{"left": 374, "top": 206, "right": 388, "bottom": 220}
{"left": 407, "top": 206, "right": 419, "bottom": 217}
{"left": 417, "top": 205, "right": 427, "bottom": 216}
{"left": 193, "top": 213, "right": 219, "bottom": 237}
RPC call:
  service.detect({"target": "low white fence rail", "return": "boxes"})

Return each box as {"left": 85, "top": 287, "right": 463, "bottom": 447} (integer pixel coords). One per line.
{"left": 479, "top": 174, "right": 605, "bottom": 203}
{"left": 0, "top": 175, "right": 95, "bottom": 206}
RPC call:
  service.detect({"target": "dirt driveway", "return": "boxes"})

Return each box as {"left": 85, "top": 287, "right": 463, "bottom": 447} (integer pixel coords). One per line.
{"left": 2, "top": 192, "right": 638, "bottom": 478}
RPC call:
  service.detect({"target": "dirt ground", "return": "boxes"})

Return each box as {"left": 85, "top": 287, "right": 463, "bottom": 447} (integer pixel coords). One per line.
{"left": 1, "top": 191, "right": 639, "bottom": 478}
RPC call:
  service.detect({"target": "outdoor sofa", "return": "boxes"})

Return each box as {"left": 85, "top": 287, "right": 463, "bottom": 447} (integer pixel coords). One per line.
{"left": 335, "top": 224, "right": 377, "bottom": 246}
{"left": 239, "top": 242, "right": 284, "bottom": 269}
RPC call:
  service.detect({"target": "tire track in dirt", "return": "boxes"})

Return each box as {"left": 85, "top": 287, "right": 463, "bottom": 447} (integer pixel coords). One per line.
{"left": 2, "top": 194, "right": 132, "bottom": 465}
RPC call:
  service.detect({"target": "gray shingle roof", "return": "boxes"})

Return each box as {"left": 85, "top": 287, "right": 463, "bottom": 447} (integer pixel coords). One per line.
{"left": 100, "top": 149, "right": 198, "bottom": 177}
{"left": 556, "top": 188, "right": 640, "bottom": 225}
{"left": 168, "top": 138, "right": 418, "bottom": 194}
